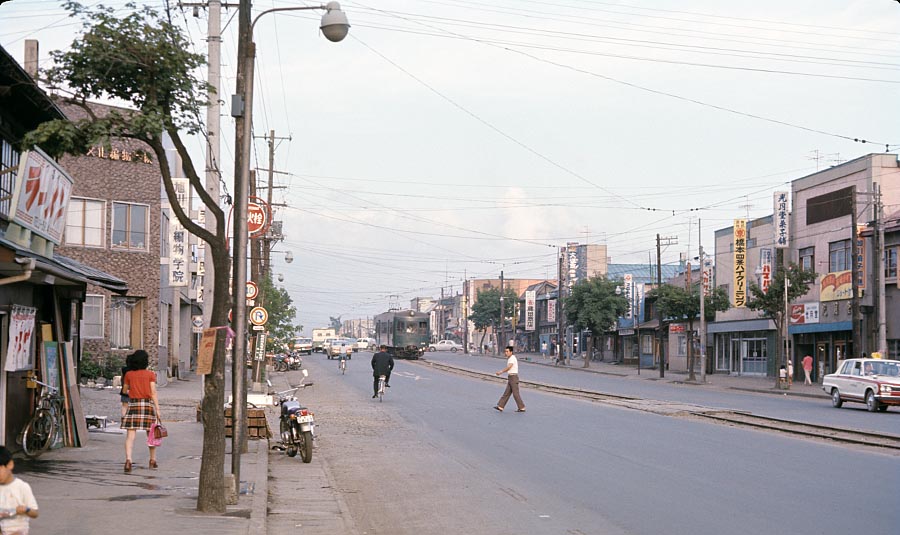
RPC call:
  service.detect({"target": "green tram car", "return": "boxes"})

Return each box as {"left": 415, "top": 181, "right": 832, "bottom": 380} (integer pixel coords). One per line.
{"left": 374, "top": 310, "right": 429, "bottom": 359}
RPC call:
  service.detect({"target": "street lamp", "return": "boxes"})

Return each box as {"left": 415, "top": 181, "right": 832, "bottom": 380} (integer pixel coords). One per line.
{"left": 231, "top": 0, "right": 349, "bottom": 496}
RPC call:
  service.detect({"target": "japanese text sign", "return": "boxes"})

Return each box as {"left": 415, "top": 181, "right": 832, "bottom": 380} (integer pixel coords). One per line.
{"left": 773, "top": 191, "right": 789, "bottom": 249}
{"left": 10, "top": 148, "right": 73, "bottom": 244}
{"left": 733, "top": 219, "right": 747, "bottom": 307}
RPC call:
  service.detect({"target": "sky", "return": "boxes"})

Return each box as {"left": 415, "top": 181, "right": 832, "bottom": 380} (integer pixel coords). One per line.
{"left": 2, "top": 0, "right": 899, "bottom": 334}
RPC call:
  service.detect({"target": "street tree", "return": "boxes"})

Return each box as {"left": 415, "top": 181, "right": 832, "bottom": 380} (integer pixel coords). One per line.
{"left": 648, "top": 284, "right": 730, "bottom": 381}
{"left": 746, "top": 259, "right": 817, "bottom": 386}
{"left": 23, "top": 2, "right": 230, "bottom": 512}
{"left": 258, "top": 276, "right": 297, "bottom": 352}
{"left": 469, "top": 287, "right": 517, "bottom": 350}
{"left": 564, "top": 277, "right": 628, "bottom": 368}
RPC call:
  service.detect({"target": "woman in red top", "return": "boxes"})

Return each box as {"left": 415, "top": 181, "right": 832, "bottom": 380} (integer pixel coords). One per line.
{"left": 121, "top": 350, "right": 161, "bottom": 473}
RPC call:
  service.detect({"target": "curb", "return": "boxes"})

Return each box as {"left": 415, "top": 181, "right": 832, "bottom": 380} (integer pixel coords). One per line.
{"left": 247, "top": 437, "right": 269, "bottom": 534}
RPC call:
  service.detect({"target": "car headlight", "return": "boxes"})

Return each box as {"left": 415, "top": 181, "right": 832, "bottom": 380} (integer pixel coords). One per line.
{"left": 880, "top": 385, "right": 892, "bottom": 394}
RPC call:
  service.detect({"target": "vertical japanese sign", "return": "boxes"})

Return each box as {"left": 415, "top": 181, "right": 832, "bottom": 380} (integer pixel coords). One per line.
{"left": 760, "top": 248, "right": 773, "bottom": 294}
{"left": 525, "top": 291, "right": 536, "bottom": 331}
{"left": 855, "top": 226, "right": 866, "bottom": 290}
{"left": 547, "top": 299, "right": 556, "bottom": 323}
{"left": 733, "top": 219, "right": 747, "bottom": 307}
{"left": 635, "top": 283, "right": 645, "bottom": 320}
{"left": 702, "top": 258, "right": 713, "bottom": 297}
{"left": 9, "top": 148, "right": 73, "bottom": 244}
{"left": 774, "top": 191, "right": 789, "bottom": 249}
{"left": 566, "top": 242, "right": 579, "bottom": 290}
{"left": 169, "top": 179, "right": 189, "bottom": 286}
{"left": 623, "top": 274, "right": 633, "bottom": 319}
{"left": 4, "top": 306, "right": 37, "bottom": 371}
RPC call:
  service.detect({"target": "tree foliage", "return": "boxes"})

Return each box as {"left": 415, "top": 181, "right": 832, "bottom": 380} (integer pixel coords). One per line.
{"left": 649, "top": 283, "right": 730, "bottom": 381}
{"left": 23, "top": 2, "right": 230, "bottom": 512}
{"left": 564, "top": 277, "right": 628, "bottom": 368}
{"left": 259, "top": 276, "right": 297, "bottom": 352}
{"left": 469, "top": 287, "right": 518, "bottom": 331}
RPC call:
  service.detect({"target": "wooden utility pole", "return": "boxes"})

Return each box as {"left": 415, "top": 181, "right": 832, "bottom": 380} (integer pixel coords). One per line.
{"left": 498, "top": 271, "right": 504, "bottom": 355}
{"left": 851, "top": 186, "right": 860, "bottom": 358}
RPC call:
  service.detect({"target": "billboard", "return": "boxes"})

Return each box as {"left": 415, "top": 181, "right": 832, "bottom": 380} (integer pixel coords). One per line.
{"left": 9, "top": 148, "right": 74, "bottom": 245}
{"left": 820, "top": 271, "right": 853, "bottom": 301}
{"left": 789, "top": 303, "right": 820, "bottom": 324}
{"left": 733, "top": 219, "right": 747, "bottom": 307}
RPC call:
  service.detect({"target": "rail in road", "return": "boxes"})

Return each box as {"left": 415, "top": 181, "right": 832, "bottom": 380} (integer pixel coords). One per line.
{"left": 416, "top": 360, "right": 900, "bottom": 455}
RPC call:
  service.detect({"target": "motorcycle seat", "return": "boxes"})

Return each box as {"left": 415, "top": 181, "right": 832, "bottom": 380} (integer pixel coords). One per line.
{"left": 281, "top": 400, "right": 307, "bottom": 415}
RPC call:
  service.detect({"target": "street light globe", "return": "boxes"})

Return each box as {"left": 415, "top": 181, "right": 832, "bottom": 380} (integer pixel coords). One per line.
{"left": 320, "top": 2, "right": 350, "bottom": 42}
{"left": 284, "top": 251, "right": 294, "bottom": 264}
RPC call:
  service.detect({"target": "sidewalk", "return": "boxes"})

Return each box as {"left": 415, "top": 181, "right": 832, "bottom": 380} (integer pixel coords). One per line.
{"left": 14, "top": 372, "right": 268, "bottom": 535}
{"left": 500, "top": 351, "right": 829, "bottom": 399}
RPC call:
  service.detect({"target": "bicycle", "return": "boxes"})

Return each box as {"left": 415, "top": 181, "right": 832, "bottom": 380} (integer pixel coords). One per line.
{"left": 339, "top": 357, "right": 347, "bottom": 375}
{"left": 377, "top": 374, "right": 386, "bottom": 402}
{"left": 21, "top": 380, "right": 64, "bottom": 458}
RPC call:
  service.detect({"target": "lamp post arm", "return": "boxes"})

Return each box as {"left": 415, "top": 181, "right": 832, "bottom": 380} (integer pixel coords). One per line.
{"left": 252, "top": 5, "right": 328, "bottom": 32}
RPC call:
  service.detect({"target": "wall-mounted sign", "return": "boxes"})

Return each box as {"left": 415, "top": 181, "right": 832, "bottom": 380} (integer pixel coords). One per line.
{"left": 760, "top": 248, "right": 772, "bottom": 294}
{"left": 168, "top": 178, "right": 189, "bottom": 287}
{"left": 733, "top": 219, "right": 747, "bottom": 307}
{"left": 821, "top": 271, "right": 854, "bottom": 301}
{"left": 774, "top": 191, "right": 789, "bottom": 248}
{"left": 547, "top": 299, "right": 556, "bottom": 323}
{"left": 525, "top": 290, "right": 536, "bottom": 331}
{"left": 247, "top": 201, "right": 269, "bottom": 237}
{"left": 9, "top": 148, "right": 73, "bottom": 245}
{"left": 789, "top": 303, "right": 819, "bottom": 324}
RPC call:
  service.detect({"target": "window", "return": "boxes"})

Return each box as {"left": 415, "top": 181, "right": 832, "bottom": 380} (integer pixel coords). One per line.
{"left": 641, "top": 334, "right": 653, "bottom": 355}
{"left": 886, "top": 247, "right": 898, "bottom": 279}
{"left": 65, "top": 198, "right": 105, "bottom": 247}
{"left": 889, "top": 340, "right": 899, "bottom": 360}
{"left": 799, "top": 246, "right": 815, "bottom": 272}
{"left": 677, "top": 335, "right": 687, "bottom": 356}
{"left": 160, "top": 212, "right": 169, "bottom": 257}
{"left": 112, "top": 202, "right": 149, "bottom": 250}
{"left": 828, "top": 239, "right": 852, "bottom": 272}
{"left": 0, "top": 137, "right": 20, "bottom": 219}
{"left": 110, "top": 297, "right": 143, "bottom": 349}
{"left": 83, "top": 295, "right": 104, "bottom": 339}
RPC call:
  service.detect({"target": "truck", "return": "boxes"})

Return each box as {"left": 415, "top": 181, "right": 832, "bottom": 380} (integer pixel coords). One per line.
{"left": 312, "top": 328, "right": 337, "bottom": 352}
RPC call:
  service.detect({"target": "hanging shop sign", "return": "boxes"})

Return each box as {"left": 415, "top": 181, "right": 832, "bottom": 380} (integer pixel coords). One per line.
{"left": 760, "top": 248, "right": 773, "bottom": 294}
{"left": 525, "top": 290, "right": 536, "bottom": 331}
{"left": 623, "top": 274, "right": 633, "bottom": 319}
{"left": 547, "top": 299, "right": 556, "bottom": 323}
{"left": 247, "top": 198, "right": 271, "bottom": 237}
{"left": 733, "top": 219, "right": 747, "bottom": 307}
{"left": 168, "top": 178, "right": 190, "bottom": 286}
{"left": 4, "top": 306, "right": 37, "bottom": 372}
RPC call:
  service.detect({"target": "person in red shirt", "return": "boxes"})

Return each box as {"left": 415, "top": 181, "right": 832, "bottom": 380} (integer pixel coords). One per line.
{"left": 802, "top": 354, "right": 814, "bottom": 385}
{"left": 121, "top": 350, "right": 162, "bottom": 473}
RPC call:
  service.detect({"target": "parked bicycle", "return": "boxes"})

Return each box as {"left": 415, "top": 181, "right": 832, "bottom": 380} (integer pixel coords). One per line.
{"left": 377, "top": 374, "right": 387, "bottom": 402}
{"left": 21, "top": 380, "right": 64, "bottom": 458}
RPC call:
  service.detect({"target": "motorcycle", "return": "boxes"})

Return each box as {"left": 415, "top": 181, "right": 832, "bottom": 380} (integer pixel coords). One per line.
{"left": 274, "top": 353, "right": 303, "bottom": 372}
{"left": 269, "top": 370, "right": 315, "bottom": 462}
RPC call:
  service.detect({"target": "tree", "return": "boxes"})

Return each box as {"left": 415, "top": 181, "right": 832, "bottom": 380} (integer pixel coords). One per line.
{"left": 746, "top": 259, "right": 817, "bottom": 386}
{"left": 329, "top": 316, "right": 342, "bottom": 332}
{"left": 259, "top": 275, "right": 297, "bottom": 352}
{"left": 648, "top": 284, "right": 730, "bottom": 381}
{"left": 24, "top": 3, "right": 230, "bottom": 512}
{"left": 469, "top": 287, "right": 517, "bottom": 350}
{"left": 563, "top": 277, "right": 628, "bottom": 368}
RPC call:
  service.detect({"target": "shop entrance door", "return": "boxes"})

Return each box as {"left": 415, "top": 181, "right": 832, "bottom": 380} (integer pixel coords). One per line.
{"left": 732, "top": 339, "right": 745, "bottom": 374}
{"left": 815, "top": 342, "right": 829, "bottom": 383}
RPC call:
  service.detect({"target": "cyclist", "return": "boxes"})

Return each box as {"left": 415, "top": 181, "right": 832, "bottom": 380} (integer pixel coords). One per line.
{"left": 371, "top": 345, "right": 394, "bottom": 398}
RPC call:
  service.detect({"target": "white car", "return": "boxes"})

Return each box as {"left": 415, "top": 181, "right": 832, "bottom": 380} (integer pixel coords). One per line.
{"left": 428, "top": 340, "right": 463, "bottom": 352}
{"left": 822, "top": 358, "right": 900, "bottom": 412}
{"left": 356, "top": 338, "right": 374, "bottom": 351}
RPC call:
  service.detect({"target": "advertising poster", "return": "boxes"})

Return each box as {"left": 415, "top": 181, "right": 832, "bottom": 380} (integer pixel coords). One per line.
{"left": 5, "top": 306, "right": 37, "bottom": 371}
{"left": 733, "top": 219, "right": 747, "bottom": 307}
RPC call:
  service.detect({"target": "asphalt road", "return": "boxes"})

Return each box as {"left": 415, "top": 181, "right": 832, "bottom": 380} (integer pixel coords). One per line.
{"left": 281, "top": 353, "right": 899, "bottom": 535}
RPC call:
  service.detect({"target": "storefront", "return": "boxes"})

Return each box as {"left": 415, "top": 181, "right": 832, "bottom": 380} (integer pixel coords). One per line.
{"left": 789, "top": 321, "right": 852, "bottom": 384}
{"left": 708, "top": 319, "right": 776, "bottom": 376}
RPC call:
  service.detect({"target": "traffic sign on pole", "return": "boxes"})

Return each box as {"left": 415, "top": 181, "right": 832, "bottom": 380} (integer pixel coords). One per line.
{"left": 246, "top": 281, "right": 259, "bottom": 300}
{"left": 249, "top": 306, "right": 268, "bottom": 326}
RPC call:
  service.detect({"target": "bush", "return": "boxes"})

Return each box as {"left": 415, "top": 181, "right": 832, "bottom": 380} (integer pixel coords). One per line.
{"left": 80, "top": 352, "right": 127, "bottom": 381}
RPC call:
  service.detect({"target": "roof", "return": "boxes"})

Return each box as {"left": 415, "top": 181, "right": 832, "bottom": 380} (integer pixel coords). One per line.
{"left": 607, "top": 263, "right": 680, "bottom": 285}
{"left": 0, "top": 44, "right": 66, "bottom": 132}
{"left": 0, "top": 238, "right": 128, "bottom": 294}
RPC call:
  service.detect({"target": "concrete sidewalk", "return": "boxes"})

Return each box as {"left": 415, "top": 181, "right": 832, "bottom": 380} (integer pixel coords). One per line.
{"left": 487, "top": 351, "right": 829, "bottom": 399}
{"left": 14, "top": 373, "right": 268, "bottom": 535}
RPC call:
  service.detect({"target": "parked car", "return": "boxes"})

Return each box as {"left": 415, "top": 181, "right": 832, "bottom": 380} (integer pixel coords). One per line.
{"left": 293, "top": 337, "right": 313, "bottom": 355}
{"left": 356, "top": 337, "right": 374, "bottom": 351}
{"left": 428, "top": 339, "right": 463, "bottom": 352}
{"left": 822, "top": 357, "right": 900, "bottom": 412}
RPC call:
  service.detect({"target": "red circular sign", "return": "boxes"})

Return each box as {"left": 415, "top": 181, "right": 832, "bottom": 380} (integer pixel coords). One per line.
{"left": 248, "top": 202, "right": 269, "bottom": 237}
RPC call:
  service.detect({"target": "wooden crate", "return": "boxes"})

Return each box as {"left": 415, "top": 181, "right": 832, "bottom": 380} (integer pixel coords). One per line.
{"left": 224, "top": 407, "right": 270, "bottom": 439}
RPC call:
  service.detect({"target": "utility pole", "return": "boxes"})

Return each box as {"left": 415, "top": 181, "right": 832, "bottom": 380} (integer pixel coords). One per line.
{"left": 557, "top": 247, "right": 563, "bottom": 363}
{"left": 498, "top": 271, "right": 504, "bottom": 355}
{"left": 699, "top": 218, "right": 707, "bottom": 383}
{"left": 851, "top": 186, "right": 861, "bottom": 357}
{"left": 440, "top": 286, "right": 445, "bottom": 341}
{"left": 657, "top": 234, "right": 678, "bottom": 378}
{"left": 463, "top": 272, "right": 469, "bottom": 354}
{"left": 875, "top": 183, "right": 887, "bottom": 355}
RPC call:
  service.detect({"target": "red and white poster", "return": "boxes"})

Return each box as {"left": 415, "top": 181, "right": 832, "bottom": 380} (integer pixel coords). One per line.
{"left": 4, "top": 306, "right": 37, "bottom": 371}
{"left": 10, "top": 148, "right": 74, "bottom": 244}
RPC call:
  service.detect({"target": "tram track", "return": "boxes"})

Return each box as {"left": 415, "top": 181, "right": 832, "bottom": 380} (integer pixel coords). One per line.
{"left": 417, "top": 359, "right": 900, "bottom": 454}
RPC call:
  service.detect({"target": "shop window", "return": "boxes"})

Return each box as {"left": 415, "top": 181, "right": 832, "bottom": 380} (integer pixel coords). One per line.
{"left": 889, "top": 340, "right": 900, "bottom": 360}
{"left": 641, "top": 334, "right": 653, "bottom": 355}
{"left": 112, "top": 202, "right": 149, "bottom": 251}
{"left": 111, "top": 297, "right": 143, "bottom": 349}
{"left": 886, "top": 247, "right": 897, "bottom": 280}
{"left": 0, "top": 137, "right": 20, "bottom": 218}
{"left": 65, "top": 197, "right": 105, "bottom": 247}
{"left": 677, "top": 335, "right": 687, "bottom": 356}
{"left": 83, "top": 295, "right": 104, "bottom": 339}
{"left": 828, "top": 239, "right": 851, "bottom": 272}
{"left": 799, "top": 246, "right": 815, "bottom": 272}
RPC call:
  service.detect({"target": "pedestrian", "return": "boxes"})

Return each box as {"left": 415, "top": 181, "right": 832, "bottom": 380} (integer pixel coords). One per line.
{"left": 0, "top": 446, "right": 39, "bottom": 535}
{"left": 119, "top": 352, "right": 136, "bottom": 421}
{"left": 371, "top": 345, "right": 394, "bottom": 398}
{"left": 786, "top": 358, "right": 794, "bottom": 386}
{"left": 121, "top": 349, "right": 161, "bottom": 473}
{"left": 802, "top": 354, "right": 813, "bottom": 385}
{"left": 493, "top": 346, "right": 525, "bottom": 413}
{"left": 540, "top": 341, "right": 548, "bottom": 359}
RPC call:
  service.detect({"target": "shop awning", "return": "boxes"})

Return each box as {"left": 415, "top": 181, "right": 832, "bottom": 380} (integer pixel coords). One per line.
{"left": 0, "top": 239, "right": 128, "bottom": 294}
{"left": 788, "top": 321, "right": 851, "bottom": 335}
{"left": 707, "top": 318, "right": 775, "bottom": 334}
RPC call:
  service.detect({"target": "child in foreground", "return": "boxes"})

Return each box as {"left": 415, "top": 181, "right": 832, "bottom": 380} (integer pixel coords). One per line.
{"left": 0, "top": 446, "right": 39, "bottom": 535}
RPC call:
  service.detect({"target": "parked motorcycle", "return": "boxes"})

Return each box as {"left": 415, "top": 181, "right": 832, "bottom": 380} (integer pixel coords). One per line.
{"left": 274, "top": 353, "right": 303, "bottom": 372}
{"left": 269, "top": 370, "right": 315, "bottom": 462}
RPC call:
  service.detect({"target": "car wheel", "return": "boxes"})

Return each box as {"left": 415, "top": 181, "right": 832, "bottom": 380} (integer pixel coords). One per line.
{"left": 831, "top": 389, "right": 843, "bottom": 408}
{"left": 451, "top": 347, "right": 458, "bottom": 352}
{"left": 865, "top": 390, "right": 880, "bottom": 412}
{"left": 428, "top": 347, "right": 436, "bottom": 352}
